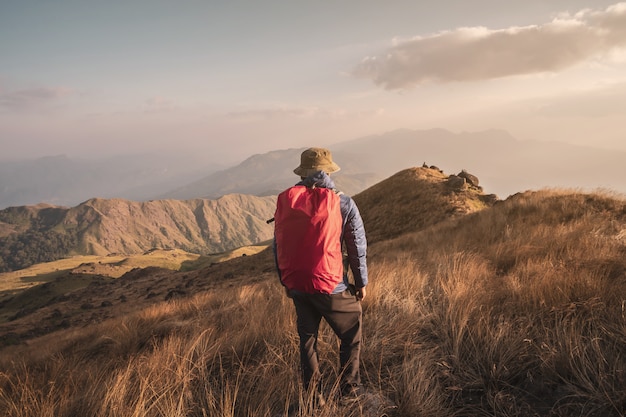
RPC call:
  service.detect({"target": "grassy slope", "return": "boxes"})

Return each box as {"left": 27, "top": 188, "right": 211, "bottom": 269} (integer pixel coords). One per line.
{"left": 0, "top": 249, "right": 200, "bottom": 294}
{"left": 1, "top": 168, "right": 625, "bottom": 416}
{"left": 0, "top": 245, "right": 269, "bottom": 326}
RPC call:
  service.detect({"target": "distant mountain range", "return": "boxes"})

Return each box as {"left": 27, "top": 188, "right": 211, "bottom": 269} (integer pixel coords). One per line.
{"left": 0, "top": 153, "right": 213, "bottom": 209}
{"left": 0, "top": 160, "right": 496, "bottom": 273}
{"left": 161, "top": 128, "right": 626, "bottom": 201}
{"left": 0, "top": 194, "right": 276, "bottom": 272}
{"left": 2, "top": 128, "right": 625, "bottom": 211}
{"left": 157, "top": 147, "right": 380, "bottom": 200}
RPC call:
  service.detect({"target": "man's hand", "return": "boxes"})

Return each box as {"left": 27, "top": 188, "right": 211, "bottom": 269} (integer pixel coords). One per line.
{"left": 356, "top": 286, "right": 366, "bottom": 301}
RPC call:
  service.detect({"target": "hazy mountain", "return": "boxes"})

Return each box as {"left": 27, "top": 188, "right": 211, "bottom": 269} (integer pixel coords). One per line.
{"left": 0, "top": 194, "right": 276, "bottom": 272}
{"left": 161, "top": 129, "right": 626, "bottom": 200}
{"left": 3, "top": 128, "right": 624, "bottom": 211}
{"left": 158, "top": 148, "right": 379, "bottom": 200}
{"left": 332, "top": 128, "right": 626, "bottom": 198}
{"left": 0, "top": 153, "right": 215, "bottom": 210}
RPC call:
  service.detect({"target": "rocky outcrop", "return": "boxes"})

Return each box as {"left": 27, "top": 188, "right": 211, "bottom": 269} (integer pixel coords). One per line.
{"left": 458, "top": 170, "right": 480, "bottom": 188}
{"left": 447, "top": 170, "right": 482, "bottom": 191}
{"left": 447, "top": 175, "right": 467, "bottom": 190}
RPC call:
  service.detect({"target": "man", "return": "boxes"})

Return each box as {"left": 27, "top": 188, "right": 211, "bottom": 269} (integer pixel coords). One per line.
{"left": 273, "top": 147, "right": 368, "bottom": 403}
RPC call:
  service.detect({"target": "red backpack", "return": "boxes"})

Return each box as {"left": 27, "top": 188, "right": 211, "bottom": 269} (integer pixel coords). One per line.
{"left": 274, "top": 185, "right": 343, "bottom": 294}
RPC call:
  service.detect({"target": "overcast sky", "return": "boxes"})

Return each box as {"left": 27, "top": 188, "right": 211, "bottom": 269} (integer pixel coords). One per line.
{"left": 1, "top": 0, "right": 625, "bottom": 165}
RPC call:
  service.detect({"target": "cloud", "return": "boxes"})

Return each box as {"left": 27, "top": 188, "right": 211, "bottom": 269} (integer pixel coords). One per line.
{"left": 0, "top": 86, "right": 73, "bottom": 111}
{"left": 352, "top": 3, "right": 626, "bottom": 89}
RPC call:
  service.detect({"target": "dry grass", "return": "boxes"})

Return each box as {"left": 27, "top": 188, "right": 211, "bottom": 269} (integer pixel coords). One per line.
{"left": 1, "top": 188, "right": 626, "bottom": 416}
{"left": 0, "top": 246, "right": 270, "bottom": 294}
{"left": 0, "top": 249, "right": 200, "bottom": 294}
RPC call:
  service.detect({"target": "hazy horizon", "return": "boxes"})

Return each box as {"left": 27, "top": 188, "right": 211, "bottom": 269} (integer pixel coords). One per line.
{"left": 1, "top": 1, "right": 625, "bottom": 165}
{"left": 1, "top": 126, "right": 624, "bottom": 171}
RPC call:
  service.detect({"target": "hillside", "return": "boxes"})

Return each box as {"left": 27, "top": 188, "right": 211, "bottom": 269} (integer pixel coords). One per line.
{"left": 1, "top": 166, "right": 626, "bottom": 416}
{"left": 0, "top": 194, "right": 276, "bottom": 272}
{"left": 354, "top": 166, "right": 497, "bottom": 244}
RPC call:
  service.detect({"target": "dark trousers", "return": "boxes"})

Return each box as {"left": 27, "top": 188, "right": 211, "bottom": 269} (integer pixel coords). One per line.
{"left": 290, "top": 289, "right": 362, "bottom": 393}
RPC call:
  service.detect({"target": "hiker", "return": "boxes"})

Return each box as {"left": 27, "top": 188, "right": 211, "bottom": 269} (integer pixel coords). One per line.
{"left": 273, "top": 147, "right": 368, "bottom": 403}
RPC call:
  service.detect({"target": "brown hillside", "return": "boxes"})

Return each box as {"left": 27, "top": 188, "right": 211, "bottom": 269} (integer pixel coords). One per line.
{"left": 68, "top": 195, "right": 277, "bottom": 255}
{"left": 353, "top": 166, "right": 497, "bottom": 244}
{"left": 0, "top": 194, "right": 277, "bottom": 271}
{"left": 0, "top": 249, "right": 277, "bottom": 349}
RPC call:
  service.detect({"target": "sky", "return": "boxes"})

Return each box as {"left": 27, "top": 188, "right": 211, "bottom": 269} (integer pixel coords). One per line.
{"left": 1, "top": 0, "right": 625, "bottom": 166}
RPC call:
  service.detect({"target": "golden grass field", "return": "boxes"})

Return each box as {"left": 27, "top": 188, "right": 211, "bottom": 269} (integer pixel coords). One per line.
{"left": 0, "top": 244, "right": 269, "bottom": 295}
{"left": 1, "top": 168, "right": 625, "bottom": 416}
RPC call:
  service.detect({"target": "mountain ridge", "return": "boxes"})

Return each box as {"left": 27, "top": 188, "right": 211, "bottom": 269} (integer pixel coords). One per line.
{"left": 5, "top": 128, "right": 626, "bottom": 210}
{"left": 161, "top": 128, "right": 626, "bottom": 202}
{"left": 0, "top": 194, "right": 276, "bottom": 272}
{"left": 0, "top": 164, "right": 496, "bottom": 273}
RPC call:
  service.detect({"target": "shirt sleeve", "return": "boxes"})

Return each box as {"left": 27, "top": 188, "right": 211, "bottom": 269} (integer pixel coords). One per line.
{"left": 341, "top": 196, "right": 368, "bottom": 288}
